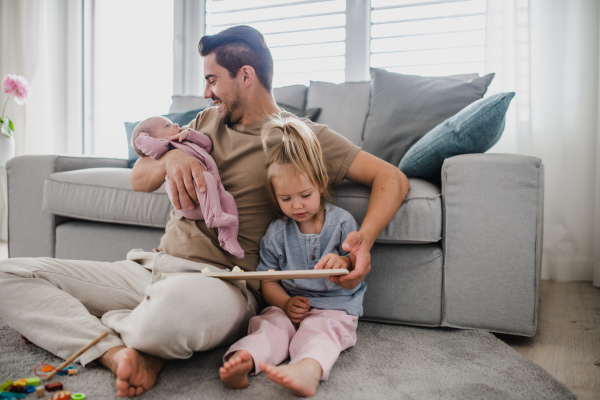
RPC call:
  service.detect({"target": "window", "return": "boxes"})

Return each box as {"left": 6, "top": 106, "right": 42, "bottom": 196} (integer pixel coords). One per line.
{"left": 205, "top": 0, "right": 347, "bottom": 87}
{"left": 84, "top": 0, "right": 174, "bottom": 158}
{"left": 202, "top": 0, "right": 487, "bottom": 87}
{"left": 370, "top": 0, "right": 487, "bottom": 76}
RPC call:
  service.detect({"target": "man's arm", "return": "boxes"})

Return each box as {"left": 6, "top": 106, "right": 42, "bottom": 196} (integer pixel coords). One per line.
{"left": 129, "top": 149, "right": 207, "bottom": 210}
{"left": 329, "top": 150, "right": 409, "bottom": 289}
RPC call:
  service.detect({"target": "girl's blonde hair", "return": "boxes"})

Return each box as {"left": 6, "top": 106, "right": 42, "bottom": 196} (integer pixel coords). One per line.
{"left": 261, "top": 114, "right": 331, "bottom": 220}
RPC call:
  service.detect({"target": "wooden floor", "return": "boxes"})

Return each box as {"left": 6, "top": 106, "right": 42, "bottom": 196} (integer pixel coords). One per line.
{"left": 0, "top": 241, "right": 598, "bottom": 398}
{"left": 496, "top": 280, "right": 600, "bottom": 400}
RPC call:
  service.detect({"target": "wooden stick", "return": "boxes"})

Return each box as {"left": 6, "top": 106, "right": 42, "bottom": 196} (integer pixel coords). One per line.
{"left": 43, "top": 331, "right": 109, "bottom": 382}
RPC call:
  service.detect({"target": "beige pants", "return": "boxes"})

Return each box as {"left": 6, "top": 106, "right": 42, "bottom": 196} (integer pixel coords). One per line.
{"left": 0, "top": 250, "right": 258, "bottom": 366}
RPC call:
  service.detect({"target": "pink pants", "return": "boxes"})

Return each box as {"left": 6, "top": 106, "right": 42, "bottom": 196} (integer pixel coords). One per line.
{"left": 224, "top": 306, "right": 358, "bottom": 380}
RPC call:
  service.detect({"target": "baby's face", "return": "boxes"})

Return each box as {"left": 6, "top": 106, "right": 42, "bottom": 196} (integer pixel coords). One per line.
{"left": 148, "top": 117, "right": 181, "bottom": 139}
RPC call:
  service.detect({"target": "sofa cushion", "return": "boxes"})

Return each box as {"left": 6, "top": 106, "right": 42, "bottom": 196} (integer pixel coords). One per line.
{"left": 43, "top": 169, "right": 442, "bottom": 245}
{"left": 334, "top": 178, "right": 442, "bottom": 244}
{"left": 362, "top": 68, "right": 495, "bottom": 166}
{"left": 273, "top": 84, "right": 308, "bottom": 110}
{"left": 399, "top": 92, "right": 515, "bottom": 184}
{"left": 306, "top": 81, "right": 371, "bottom": 145}
{"left": 43, "top": 168, "right": 173, "bottom": 228}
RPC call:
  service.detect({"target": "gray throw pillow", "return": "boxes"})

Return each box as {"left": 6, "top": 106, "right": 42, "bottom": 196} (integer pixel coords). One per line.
{"left": 399, "top": 92, "right": 515, "bottom": 184}
{"left": 306, "top": 80, "right": 371, "bottom": 146}
{"left": 273, "top": 85, "right": 308, "bottom": 110}
{"left": 362, "top": 68, "right": 495, "bottom": 166}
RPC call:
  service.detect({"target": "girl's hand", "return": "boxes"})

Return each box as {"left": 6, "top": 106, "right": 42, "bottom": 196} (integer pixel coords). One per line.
{"left": 284, "top": 296, "right": 310, "bottom": 324}
{"left": 314, "top": 253, "right": 351, "bottom": 270}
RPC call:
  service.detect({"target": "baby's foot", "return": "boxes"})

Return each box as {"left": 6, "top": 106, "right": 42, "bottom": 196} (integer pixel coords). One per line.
{"left": 259, "top": 359, "right": 322, "bottom": 397}
{"left": 219, "top": 234, "right": 245, "bottom": 259}
{"left": 220, "top": 350, "right": 254, "bottom": 389}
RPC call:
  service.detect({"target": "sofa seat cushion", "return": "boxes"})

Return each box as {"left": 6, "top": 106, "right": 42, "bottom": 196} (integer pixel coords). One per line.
{"left": 334, "top": 178, "right": 442, "bottom": 244}
{"left": 43, "top": 168, "right": 173, "bottom": 228}
{"left": 43, "top": 169, "right": 442, "bottom": 244}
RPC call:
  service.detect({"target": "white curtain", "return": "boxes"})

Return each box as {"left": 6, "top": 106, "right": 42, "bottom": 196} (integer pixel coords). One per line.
{"left": 486, "top": 0, "right": 600, "bottom": 285}
{"left": 0, "top": 0, "right": 81, "bottom": 156}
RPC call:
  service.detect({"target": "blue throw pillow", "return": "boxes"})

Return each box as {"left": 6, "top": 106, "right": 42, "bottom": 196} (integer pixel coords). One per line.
{"left": 398, "top": 92, "right": 515, "bottom": 183}
{"left": 124, "top": 108, "right": 205, "bottom": 168}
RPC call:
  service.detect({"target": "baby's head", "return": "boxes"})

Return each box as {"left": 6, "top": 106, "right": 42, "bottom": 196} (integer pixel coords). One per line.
{"left": 261, "top": 114, "right": 331, "bottom": 220}
{"left": 131, "top": 116, "right": 181, "bottom": 156}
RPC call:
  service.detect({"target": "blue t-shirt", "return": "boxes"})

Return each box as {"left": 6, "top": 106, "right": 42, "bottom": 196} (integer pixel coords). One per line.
{"left": 257, "top": 204, "right": 366, "bottom": 316}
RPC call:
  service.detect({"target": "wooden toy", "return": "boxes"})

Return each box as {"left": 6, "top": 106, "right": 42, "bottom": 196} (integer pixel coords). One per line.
{"left": 67, "top": 368, "right": 78, "bottom": 376}
{"left": 35, "top": 385, "right": 45, "bottom": 398}
{"left": 43, "top": 331, "right": 108, "bottom": 381}
{"left": 52, "top": 390, "right": 70, "bottom": 400}
{"left": 7, "top": 384, "right": 26, "bottom": 393}
{"left": 0, "top": 391, "right": 26, "bottom": 399}
{"left": 0, "top": 381, "right": 10, "bottom": 391}
{"left": 26, "top": 377, "right": 40, "bottom": 386}
{"left": 12, "top": 379, "right": 26, "bottom": 387}
{"left": 44, "top": 382, "right": 62, "bottom": 392}
{"left": 71, "top": 393, "right": 86, "bottom": 400}
{"left": 23, "top": 385, "right": 36, "bottom": 393}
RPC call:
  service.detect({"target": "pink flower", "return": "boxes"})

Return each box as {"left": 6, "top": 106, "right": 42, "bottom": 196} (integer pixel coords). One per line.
{"left": 2, "top": 74, "right": 29, "bottom": 105}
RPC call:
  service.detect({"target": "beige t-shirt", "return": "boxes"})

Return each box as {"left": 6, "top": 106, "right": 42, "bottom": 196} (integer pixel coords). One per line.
{"left": 157, "top": 107, "right": 361, "bottom": 278}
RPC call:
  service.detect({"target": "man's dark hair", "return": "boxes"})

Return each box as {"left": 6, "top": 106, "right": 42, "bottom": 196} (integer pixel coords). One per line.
{"left": 199, "top": 25, "right": 274, "bottom": 92}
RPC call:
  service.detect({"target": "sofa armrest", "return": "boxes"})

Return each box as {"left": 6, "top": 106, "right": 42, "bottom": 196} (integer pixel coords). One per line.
{"left": 441, "top": 153, "right": 544, "bottom": 336}
{"left": 7, "top": 155, "right": 129, "bottom": 258}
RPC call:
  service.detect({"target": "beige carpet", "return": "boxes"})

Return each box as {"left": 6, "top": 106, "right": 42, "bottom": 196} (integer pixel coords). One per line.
{"left": 0, "top": 318, "right": 574, "bottom": 399}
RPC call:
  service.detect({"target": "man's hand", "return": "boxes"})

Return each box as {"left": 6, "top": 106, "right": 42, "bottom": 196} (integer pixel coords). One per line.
{"left": 163, "top": 150, "right": 207, "bottom": 210}
{"left": 284, "top": 296, "right": 310, "bottom": 324}
{"left": 329, "top": 231, "right": 372, "bottom": 289}
{"left": 314, "top": 253, "right": 351, "bottom": 270}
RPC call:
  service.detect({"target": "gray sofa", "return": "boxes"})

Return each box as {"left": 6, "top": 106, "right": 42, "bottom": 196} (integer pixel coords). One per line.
{"left": 6, "top": 72, "right": 544, "bottom": 337}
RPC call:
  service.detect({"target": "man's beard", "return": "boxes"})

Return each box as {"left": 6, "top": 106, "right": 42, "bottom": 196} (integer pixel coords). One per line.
{"left": 219, "top": 84, "right": 243, "bottom": 125}
{"left": 221, "top": 97, "right": 241, "bottom": 125}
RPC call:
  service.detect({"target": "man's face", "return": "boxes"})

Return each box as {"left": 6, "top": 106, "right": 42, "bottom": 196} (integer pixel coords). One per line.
{"left": 203, "top": 53, "right": 244, "bottom": 125}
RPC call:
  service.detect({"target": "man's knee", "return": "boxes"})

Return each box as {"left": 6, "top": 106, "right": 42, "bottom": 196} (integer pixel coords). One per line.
{"left": 121, "top": 275, "right": 253, "bottom": 357}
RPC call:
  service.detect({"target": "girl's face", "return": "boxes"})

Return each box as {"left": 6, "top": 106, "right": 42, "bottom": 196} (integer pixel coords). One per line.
{"left": 272, "top": 169, "right": 323, "bottom": 234}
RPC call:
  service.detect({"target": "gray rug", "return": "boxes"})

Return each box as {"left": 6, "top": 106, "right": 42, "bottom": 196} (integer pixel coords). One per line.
{"left": 0, "top": 318, "right": 574, "bottom": 400}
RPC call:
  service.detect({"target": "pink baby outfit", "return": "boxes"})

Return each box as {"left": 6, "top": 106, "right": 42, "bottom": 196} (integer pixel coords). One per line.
{"left": 135, "top": 130, "right": 244, "bottom": 258}
{"left": 224, "top": 306, "right": 358, "bottom": 380}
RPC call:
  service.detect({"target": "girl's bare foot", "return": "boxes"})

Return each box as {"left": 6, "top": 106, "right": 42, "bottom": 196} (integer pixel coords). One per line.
{"left": 220, "top": 350, "right": 254, "bottom": 389}
{"left": 258, "top": 359, "right": 322, "bottom": 397}
{"left": 100, "top": 346, "right": 166, "bottom": 397}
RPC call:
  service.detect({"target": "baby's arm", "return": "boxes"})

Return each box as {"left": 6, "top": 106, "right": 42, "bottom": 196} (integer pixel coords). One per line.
{"left": 179, "top": 129, "right": 213, "bottom": 152}
{"left": 167, "top": 128, "right": 191, "bottom": 142}
{"left": 135, "top": 135, "right": 171, "bottom": 160}
{"left": 261, "top": 280, "right": 309, "bottom": 324}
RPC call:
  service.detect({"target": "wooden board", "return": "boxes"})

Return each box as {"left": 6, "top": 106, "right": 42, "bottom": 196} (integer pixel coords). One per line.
{"left": 163, "top": 269, "right": 349, "bottom": 281}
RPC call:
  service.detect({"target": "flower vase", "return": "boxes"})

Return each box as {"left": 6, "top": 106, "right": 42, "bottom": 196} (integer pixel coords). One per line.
{"left": 0, "top": 132, "right": 15, "bottom": 168}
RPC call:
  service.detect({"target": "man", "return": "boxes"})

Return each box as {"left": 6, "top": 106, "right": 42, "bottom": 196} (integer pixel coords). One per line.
{"left": 0, "top": 26, "right": 409, "bottom": 397}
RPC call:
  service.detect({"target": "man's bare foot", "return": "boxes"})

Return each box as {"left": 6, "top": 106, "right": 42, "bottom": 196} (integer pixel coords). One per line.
{"left": 99, "top": 346, "right": 166, "bottom": 397}
{"left": 258, "top": 359, "right": 322, "bottom": 397}
{"left": 220, "top": 350, "right": 254, "bottom": 389}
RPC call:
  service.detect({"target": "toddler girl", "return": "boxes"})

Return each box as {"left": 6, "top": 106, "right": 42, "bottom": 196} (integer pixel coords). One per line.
{"left": 219, "top": 114, "right": 366, "bottom": 397}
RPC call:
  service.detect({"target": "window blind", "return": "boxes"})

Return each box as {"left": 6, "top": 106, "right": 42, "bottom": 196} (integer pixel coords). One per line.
{"left": 205, "top": 0, "right": 347, "bottom": 87}
{"left": 371, "top": 0, "right": 487, "bottom": 76}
